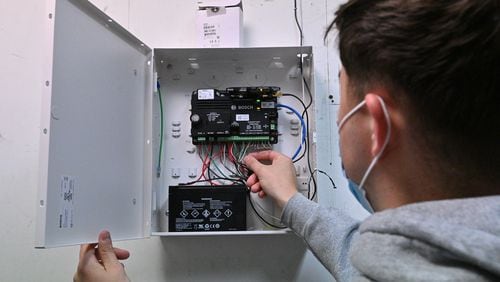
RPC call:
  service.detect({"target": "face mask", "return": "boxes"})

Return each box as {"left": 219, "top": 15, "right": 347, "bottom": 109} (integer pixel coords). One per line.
{"left": 348, "top": 178, "right": 375, "bottom": 213}
{"left": 338, "top": 96, "right": 391, "bottom": 213}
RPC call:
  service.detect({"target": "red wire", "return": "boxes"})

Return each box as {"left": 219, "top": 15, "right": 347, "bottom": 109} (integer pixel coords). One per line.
{"left": 228, "top": 143, "right": 237, "bottom": 163}
{"left": 191, "top": 143, "right": 244, "bottom": 186}
{"left": 193, "top": 145, "right": 208, "bottom": 183}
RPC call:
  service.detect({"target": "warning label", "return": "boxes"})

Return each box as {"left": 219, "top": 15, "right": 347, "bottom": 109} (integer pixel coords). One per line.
{"left": 175, "top": 198, "right": 234, "bottom": 231}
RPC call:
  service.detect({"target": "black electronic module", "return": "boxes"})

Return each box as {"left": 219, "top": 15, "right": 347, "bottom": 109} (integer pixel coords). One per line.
{"left": 190, "top": 86, "right": 279, "bottom": 144}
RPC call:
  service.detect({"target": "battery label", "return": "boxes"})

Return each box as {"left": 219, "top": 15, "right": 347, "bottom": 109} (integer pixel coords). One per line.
{"left": 169, "top": 185, "right": 246, "bottom": 232}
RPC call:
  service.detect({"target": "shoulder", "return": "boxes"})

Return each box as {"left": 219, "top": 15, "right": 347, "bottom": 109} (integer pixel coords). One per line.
{"left": 351, "top": 196, "right": 500, "bottom": 281}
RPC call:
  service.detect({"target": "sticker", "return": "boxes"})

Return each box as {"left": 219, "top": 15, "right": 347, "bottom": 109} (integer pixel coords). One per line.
{"left": 236, "top": 114, "right": 250, "bottom": 121}
{"left": 59, "top": 175, "right": 75, "bottom": 229}
{"left": 198, "top": 89, "right": 215, "bottom": 100}
{"left": 261, "top": 101, "right": 275, "bottom": 109}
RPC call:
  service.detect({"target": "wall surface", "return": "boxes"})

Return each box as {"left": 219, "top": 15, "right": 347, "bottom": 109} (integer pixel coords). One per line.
{"left": 0, "top": 0, "right": 367, "bottom": 281}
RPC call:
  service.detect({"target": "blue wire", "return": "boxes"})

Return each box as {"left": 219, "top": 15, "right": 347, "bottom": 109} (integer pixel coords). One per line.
{"left": 276, "top": 103, "right": 307, "bottom": 160}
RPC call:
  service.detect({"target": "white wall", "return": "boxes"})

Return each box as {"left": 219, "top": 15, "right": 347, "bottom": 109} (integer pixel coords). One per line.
{"left": 0, "top": 0, "right": 367, "bottom": 281}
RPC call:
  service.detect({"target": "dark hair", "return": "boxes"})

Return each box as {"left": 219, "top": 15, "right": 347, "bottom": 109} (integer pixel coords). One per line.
{"left": 329, "top": 0, "right": 500, "bottom": 188}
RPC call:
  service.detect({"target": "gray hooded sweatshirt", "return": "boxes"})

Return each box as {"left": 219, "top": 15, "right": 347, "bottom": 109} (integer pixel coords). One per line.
{"left": 282, "top": 194, "right": 500, "bottom": 281}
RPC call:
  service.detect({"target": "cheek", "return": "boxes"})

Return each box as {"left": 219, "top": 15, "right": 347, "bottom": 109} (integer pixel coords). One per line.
{"left": 339, "top": 121, "right": 372, "bottom": 181}
{"left": 338, "top": 103, "right": 347, "bottom": 125}
{"left": 338, "top": 97, "right": 348, "bottom": 124}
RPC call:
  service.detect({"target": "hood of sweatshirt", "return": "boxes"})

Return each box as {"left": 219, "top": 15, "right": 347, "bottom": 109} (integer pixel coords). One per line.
{"left": 350, "top": 195, "right": 500, "bottom": 281}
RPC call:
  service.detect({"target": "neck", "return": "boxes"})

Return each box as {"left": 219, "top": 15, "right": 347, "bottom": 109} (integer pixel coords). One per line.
{"left": 367, "top": 143, "right": 496, "bottom": 211}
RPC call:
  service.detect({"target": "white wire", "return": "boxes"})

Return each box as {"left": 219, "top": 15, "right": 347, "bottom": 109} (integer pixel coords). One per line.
{"left": 251, "top": 196, "right": 282, "bottom": 222}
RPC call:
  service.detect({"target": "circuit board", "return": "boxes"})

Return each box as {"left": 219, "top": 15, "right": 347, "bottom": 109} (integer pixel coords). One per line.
{"left": 190, "top": 87, "right": 280, "bottom": 144}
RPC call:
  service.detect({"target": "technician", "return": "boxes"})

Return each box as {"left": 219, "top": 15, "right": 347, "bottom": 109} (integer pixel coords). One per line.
{"left": 74, "top": 0, "right": 500, "bottom": 281}
{"left": 245, "top": 0, "right": 500, "bottom": 280}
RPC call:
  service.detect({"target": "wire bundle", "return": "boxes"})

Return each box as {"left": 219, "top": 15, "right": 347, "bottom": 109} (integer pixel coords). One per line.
{"left": 178, "top": 142, "right": 287, "bottom": 229}
{"left": 180, "top": 142, "right": 272, "bottom": 186}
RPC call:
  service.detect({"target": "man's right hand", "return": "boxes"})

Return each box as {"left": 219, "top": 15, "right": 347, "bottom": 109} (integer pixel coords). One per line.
{"left": 244, "top": 150, "right": 298, "bottom": 209}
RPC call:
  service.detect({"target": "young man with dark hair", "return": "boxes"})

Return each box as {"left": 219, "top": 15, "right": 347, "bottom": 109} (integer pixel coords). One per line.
{"left": 75, "top": 0, "right": 500, "bottom": 281}
{"left": 245, "top": 0, "right": 500, "bottom": 280}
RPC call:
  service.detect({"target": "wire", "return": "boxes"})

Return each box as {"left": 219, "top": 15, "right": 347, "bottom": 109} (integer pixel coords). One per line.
{"left": 247, "top": 192, "right": 287, "bottom": 229}
{"left": 179, "top": 177, "right": 244, "bottom": 186}
{"left": 309, "top": 169, "right": 337, "bottom": 200}
{"left": 251, "top": 197, "right": 282, "bottom": 222}
{"left": 207, "top": 144, "right": 214, "bottom": 183}
{"left": 302, "top": 77, "right": 314, "bottom": 112}
{"left": 306, "top": 137, "right": 317, "bottom": 199}
{"left": 282, "top": 94, "right": 307, "bottom": 118}
{"left": 156, "top": 80, "right": 164, "bottom": 178}
{"left": 176, "top": 159, "right": 284, "bottom": 229}
{"left": 282, "top": 94, "right": 309, "bottom": 163}
{"left": 293, "top": 0, "right": 303, "bottom": 46}
{"left": 292, "top": 0, "right": 314, "bottom": 140}
{"left": 276, "top": 104, "right": 306, "bottom": 160}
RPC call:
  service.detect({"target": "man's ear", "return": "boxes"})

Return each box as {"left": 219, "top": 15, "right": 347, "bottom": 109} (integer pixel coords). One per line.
{"left": 364, "top": 94, "right": 390, "bottom": 157}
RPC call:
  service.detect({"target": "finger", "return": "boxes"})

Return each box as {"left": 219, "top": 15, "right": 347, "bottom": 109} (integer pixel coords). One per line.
{"left": 243, "top": 155, "right": 265, "bottom": 173}
{"left": 258, "top": 191, "right": 266, "bottom": 198}
{"left": 250, "top": 182, "right": 261, "bottom": 193}
{"left": 95, "top": 246, "right": 129, "bottom": 262}
{"left": 246, "top": 173, "right": 258, "bottom": 187}
{"left": 247, "top": 150, "right": 283, "bottom": 162}
{"left": 114, "top": 247, "right": 130, "bottom": 260}
{"left": 97, "top": 230, "right": 119, "bottom": 269}
{"left": 79, "top": 243, "right": 97, "bottom": 261}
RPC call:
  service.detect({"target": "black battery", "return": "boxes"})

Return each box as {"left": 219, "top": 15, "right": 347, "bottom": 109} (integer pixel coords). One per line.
{"left": 169, "top": 185, "right": 247, "bottom": 232}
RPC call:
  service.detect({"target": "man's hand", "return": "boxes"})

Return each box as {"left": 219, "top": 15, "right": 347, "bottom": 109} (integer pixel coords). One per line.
{"left": 244, "top": 150, "right": 298, "bottom": 209}
{"left": 74, "top": 230, "right": 130, "bottom": 282}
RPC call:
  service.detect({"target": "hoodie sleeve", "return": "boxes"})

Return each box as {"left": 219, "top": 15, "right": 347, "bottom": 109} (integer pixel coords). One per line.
{"left": 281, "top": 193, "right": 361, "bottom": 282}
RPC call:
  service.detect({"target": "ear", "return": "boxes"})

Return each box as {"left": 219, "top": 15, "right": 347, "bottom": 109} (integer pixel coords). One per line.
{"left": 364, "top": 94, "right": 390, "bottom": 157}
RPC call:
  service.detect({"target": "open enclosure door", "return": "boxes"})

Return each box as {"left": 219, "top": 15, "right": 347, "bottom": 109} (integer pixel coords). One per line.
{"left": 36, "top": 0, "right": 153, "bottom": 248}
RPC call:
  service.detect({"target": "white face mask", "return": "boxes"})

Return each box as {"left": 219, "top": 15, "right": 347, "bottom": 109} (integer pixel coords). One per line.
{"left": 338, "top": 96, "right": 392, "bottom": 213}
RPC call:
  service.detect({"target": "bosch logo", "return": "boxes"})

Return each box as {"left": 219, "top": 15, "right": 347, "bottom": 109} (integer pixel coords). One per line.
{"left": 237, "top": 105, "right": 253, "bottom": 110}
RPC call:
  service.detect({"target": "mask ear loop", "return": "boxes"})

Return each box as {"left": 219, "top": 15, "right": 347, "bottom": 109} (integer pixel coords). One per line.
{"left": 357, "top": 96, "right": 392, "bottom": 191}
{"left": 338, "top": 100, "right": 367, "bottom": 130}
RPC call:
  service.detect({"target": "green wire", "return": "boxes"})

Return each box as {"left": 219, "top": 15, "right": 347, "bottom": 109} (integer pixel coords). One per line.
{"left": 156, "top": 82, "right": 164, "bottom": 178}
{"left": 211, "top": 156, "right": 230, "bottom": 179}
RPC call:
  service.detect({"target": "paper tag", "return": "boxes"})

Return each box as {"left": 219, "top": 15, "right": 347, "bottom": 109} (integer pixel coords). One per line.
{"left": 198, "top": 89, "right": 215, "bottom": 100}
{"left": 59, "top": 175, "right": 75, "bottom": 229}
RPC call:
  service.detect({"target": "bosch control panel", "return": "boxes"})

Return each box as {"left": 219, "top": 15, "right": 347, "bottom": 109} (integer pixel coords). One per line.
{"left": 190, "top": 86, "right": 280, "bottom": 144}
